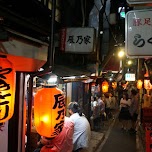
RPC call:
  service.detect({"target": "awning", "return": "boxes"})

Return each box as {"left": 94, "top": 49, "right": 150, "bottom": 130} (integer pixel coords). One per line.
{"left": 99, "top": 51, "right": 120, "bottom": 75}
{"left": 53, "top": 65, "right": 93, "bottom": 77}
{"left": 103, "top": 57, "right": 120, "bottom": 72}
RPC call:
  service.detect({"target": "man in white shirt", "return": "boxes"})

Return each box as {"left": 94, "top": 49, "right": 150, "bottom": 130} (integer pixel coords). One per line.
{"left": 97, "top": 96, "right": 105, "bottom": 116}
{"left": 68, "top": 102, "right": 91, "bottom": 152}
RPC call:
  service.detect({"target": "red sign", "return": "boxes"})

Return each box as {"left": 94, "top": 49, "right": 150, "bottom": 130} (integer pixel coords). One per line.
{"left": 60, "top": 28, "right": 66, "bottom": 52}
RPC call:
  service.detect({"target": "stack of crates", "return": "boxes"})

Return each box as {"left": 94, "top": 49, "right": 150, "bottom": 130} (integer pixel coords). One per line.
{"left": 142, "top": 108, "right": 152, "bottom": 128}
{"left": 146, "top": 127, "right": 152, "bottom": 152}
{"left": 142, "top": 108, "right": 152, "bottom": 152}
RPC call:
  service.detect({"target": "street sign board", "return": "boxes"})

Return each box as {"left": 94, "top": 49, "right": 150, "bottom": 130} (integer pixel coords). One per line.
{"left": 125, "top": 73, "right": 135, "bottom": 81}
{"left": 125, "top": 9, "right": 152, "bottom": 58}
{"left": 60, "top": 27, "right": 95, "bottom": 53}
{"left": 127, "top": 0, "right": 152, "bottom": 5}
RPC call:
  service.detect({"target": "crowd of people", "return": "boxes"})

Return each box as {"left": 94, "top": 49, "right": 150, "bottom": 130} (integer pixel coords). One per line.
{"left": 32, "top": 82, "right": 139, "bottom": 152}
{"left": 90, "top": 82, "right": 139, "bottom": 134}
{"left": 90, "top": 92, "right": 118, "bottom": 130}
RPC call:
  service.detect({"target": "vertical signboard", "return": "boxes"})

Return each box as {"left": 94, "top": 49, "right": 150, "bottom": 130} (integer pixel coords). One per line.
{"left": 125, "top": 9, "right": 152, "bottom": 57}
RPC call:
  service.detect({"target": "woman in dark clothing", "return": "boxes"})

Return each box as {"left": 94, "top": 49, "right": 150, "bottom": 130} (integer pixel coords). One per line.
{"left": 118, "top": 92, "right": 131, "bottom": 131}
{"left": 129, "top": 89, "right": 139, "bottom": 134}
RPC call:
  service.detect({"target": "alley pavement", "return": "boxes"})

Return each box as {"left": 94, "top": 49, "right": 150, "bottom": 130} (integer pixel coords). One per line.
{"left": 89, "top": 110, "right": 145, "bottom": 152}
{"left": 30, "top": 109, "right": 145, "bottom": 152}
{"left": 88, "top": 111, "right": 117, "bottom": 152}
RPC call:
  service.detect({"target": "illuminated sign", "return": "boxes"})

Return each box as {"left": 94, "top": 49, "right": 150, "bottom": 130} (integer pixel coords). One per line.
{"left": 0, "top": 55, "right": 16, "bottom": 123}
{"left": 125, "top": 73, "right": 135, "bottom": 81}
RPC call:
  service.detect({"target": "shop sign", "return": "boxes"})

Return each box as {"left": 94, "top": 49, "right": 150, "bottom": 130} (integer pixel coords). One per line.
{"left": 125, "top": 9, "right": 152, "bottom": 57}
{"left": 60, "top": 27, "right": 95, "bottom": 53}
{"left": 125, "top": 73, "right": 135, "bottom": 81}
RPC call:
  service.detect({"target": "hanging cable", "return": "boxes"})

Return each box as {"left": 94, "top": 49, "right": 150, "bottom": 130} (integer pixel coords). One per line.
{"left": 100, "top": 0, "right": 118, "bottom": 45}
{"left": 81, "top": 0, "right": 86, "bottom": 27}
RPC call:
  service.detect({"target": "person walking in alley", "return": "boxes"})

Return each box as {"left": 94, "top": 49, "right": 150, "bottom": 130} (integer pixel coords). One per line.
{"left": 129, "top": 89, "right": 139, "bottom": 134}
{"left": 118, "top": 92, "right": 131, "bottom": 131}
{"left": 92, "top": 96, "right": 101, "bottom": 130}
{"left": 68, "top": 102, "right": 91, "bottom": 152}
{"left": 97, "top": 95, "right": 105, "bottom": 124}
{"left": 104, "top": 93, "right": 112, "bottom": 120}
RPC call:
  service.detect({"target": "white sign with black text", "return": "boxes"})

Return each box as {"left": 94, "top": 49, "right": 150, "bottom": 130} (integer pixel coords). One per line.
{"left": 125, "top": 73, "right": 135, "bottom": 81}
{"left": 60, "top": 27, "right": 95, "bottom": 53}
{"left": 125, "top": 9, "right": 152, "bottom": 57}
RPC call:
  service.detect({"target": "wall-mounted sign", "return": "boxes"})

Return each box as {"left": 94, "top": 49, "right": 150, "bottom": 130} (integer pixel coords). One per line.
{"left": 125, "top": 9, "right": 152, "bottom": 57}
{"left": 127, "top": 0, "right": 152, "bottom": 5}
{"left": 125, "top": 73, "right": 135, "bottom": 81}
{"left": 60, "top": 27, "right": 95, "bottom": 53}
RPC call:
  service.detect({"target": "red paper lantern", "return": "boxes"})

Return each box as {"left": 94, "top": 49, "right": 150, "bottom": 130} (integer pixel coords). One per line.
{"left": 137, "top": 80, "right": 143, "bottom": 90}
{"left": 34, "top": 86, "right": 65, "bottom": 138}
{"left": 0, "top": 55, "right": 16, "bottom": 123}
{"left": 144, "top": 79, "right": 151, "bottom": 90}
{"left": 102, "top": 80, "right": 109, "bottom": 93}
{"left": 112, "top": 81, "right": 117, "bottom": 90}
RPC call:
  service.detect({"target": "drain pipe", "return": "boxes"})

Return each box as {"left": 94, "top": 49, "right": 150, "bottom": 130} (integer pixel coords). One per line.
{"left": 26, "top": 1, "right": 56, "bottom": 151}
{"left": 48, "top": 0, "right": 56, "bottom": 69}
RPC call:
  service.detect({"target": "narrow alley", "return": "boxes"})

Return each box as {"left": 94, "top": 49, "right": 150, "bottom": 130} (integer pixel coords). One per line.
{"left": 94, "top": 111, "right": 145, "bottom": 152}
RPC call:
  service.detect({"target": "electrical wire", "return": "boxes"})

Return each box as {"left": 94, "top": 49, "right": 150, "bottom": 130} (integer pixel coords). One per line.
{"left": 100, "top": 0, "right": 118, "bottom": 45}
{"left": 81, "top": 0, "right": 86, "bottom": 27}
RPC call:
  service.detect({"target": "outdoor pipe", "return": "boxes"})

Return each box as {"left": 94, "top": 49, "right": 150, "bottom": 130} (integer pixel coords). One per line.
{"left": 26, "top": 0, "right": 56, "bottom": 151}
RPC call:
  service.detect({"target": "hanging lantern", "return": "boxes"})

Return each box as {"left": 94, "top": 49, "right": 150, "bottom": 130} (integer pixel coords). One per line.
{"left": 137, "top": 80, "right": 143, "bottom": 90}
{"left": 112, "top": 81, "right": 117, "bottom": 90}
{"left": 91, "top": 82, "right": 96, "bottom": 87}
{"left": 34, "top": 85, "right": 65, "bottom": 138}
{"left": 102, "top": 80, "right": 109, "bottom": 93}
{"left": 144, "top": 79, "right": 151, "bottom": 90}
{"left": 0, "top": 55, "right": 16, "bottom": 123}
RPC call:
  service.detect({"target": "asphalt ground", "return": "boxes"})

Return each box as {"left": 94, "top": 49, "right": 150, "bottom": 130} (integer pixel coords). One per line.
{"left": 95, "top": 110, "right": 145, "bottom": 152}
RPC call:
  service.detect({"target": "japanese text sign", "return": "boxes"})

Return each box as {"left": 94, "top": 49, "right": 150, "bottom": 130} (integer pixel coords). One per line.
{"left": 127, "top": 0, "right": 152, "bottom": 5}
{"left": 0, "top": 55, "right": 16, "bottom": 123}
{"left": 125, "top": 9, "right": 152, "bottom": 57}
{"left": 60, "top": 27, "right": 95, "bottom": 53}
